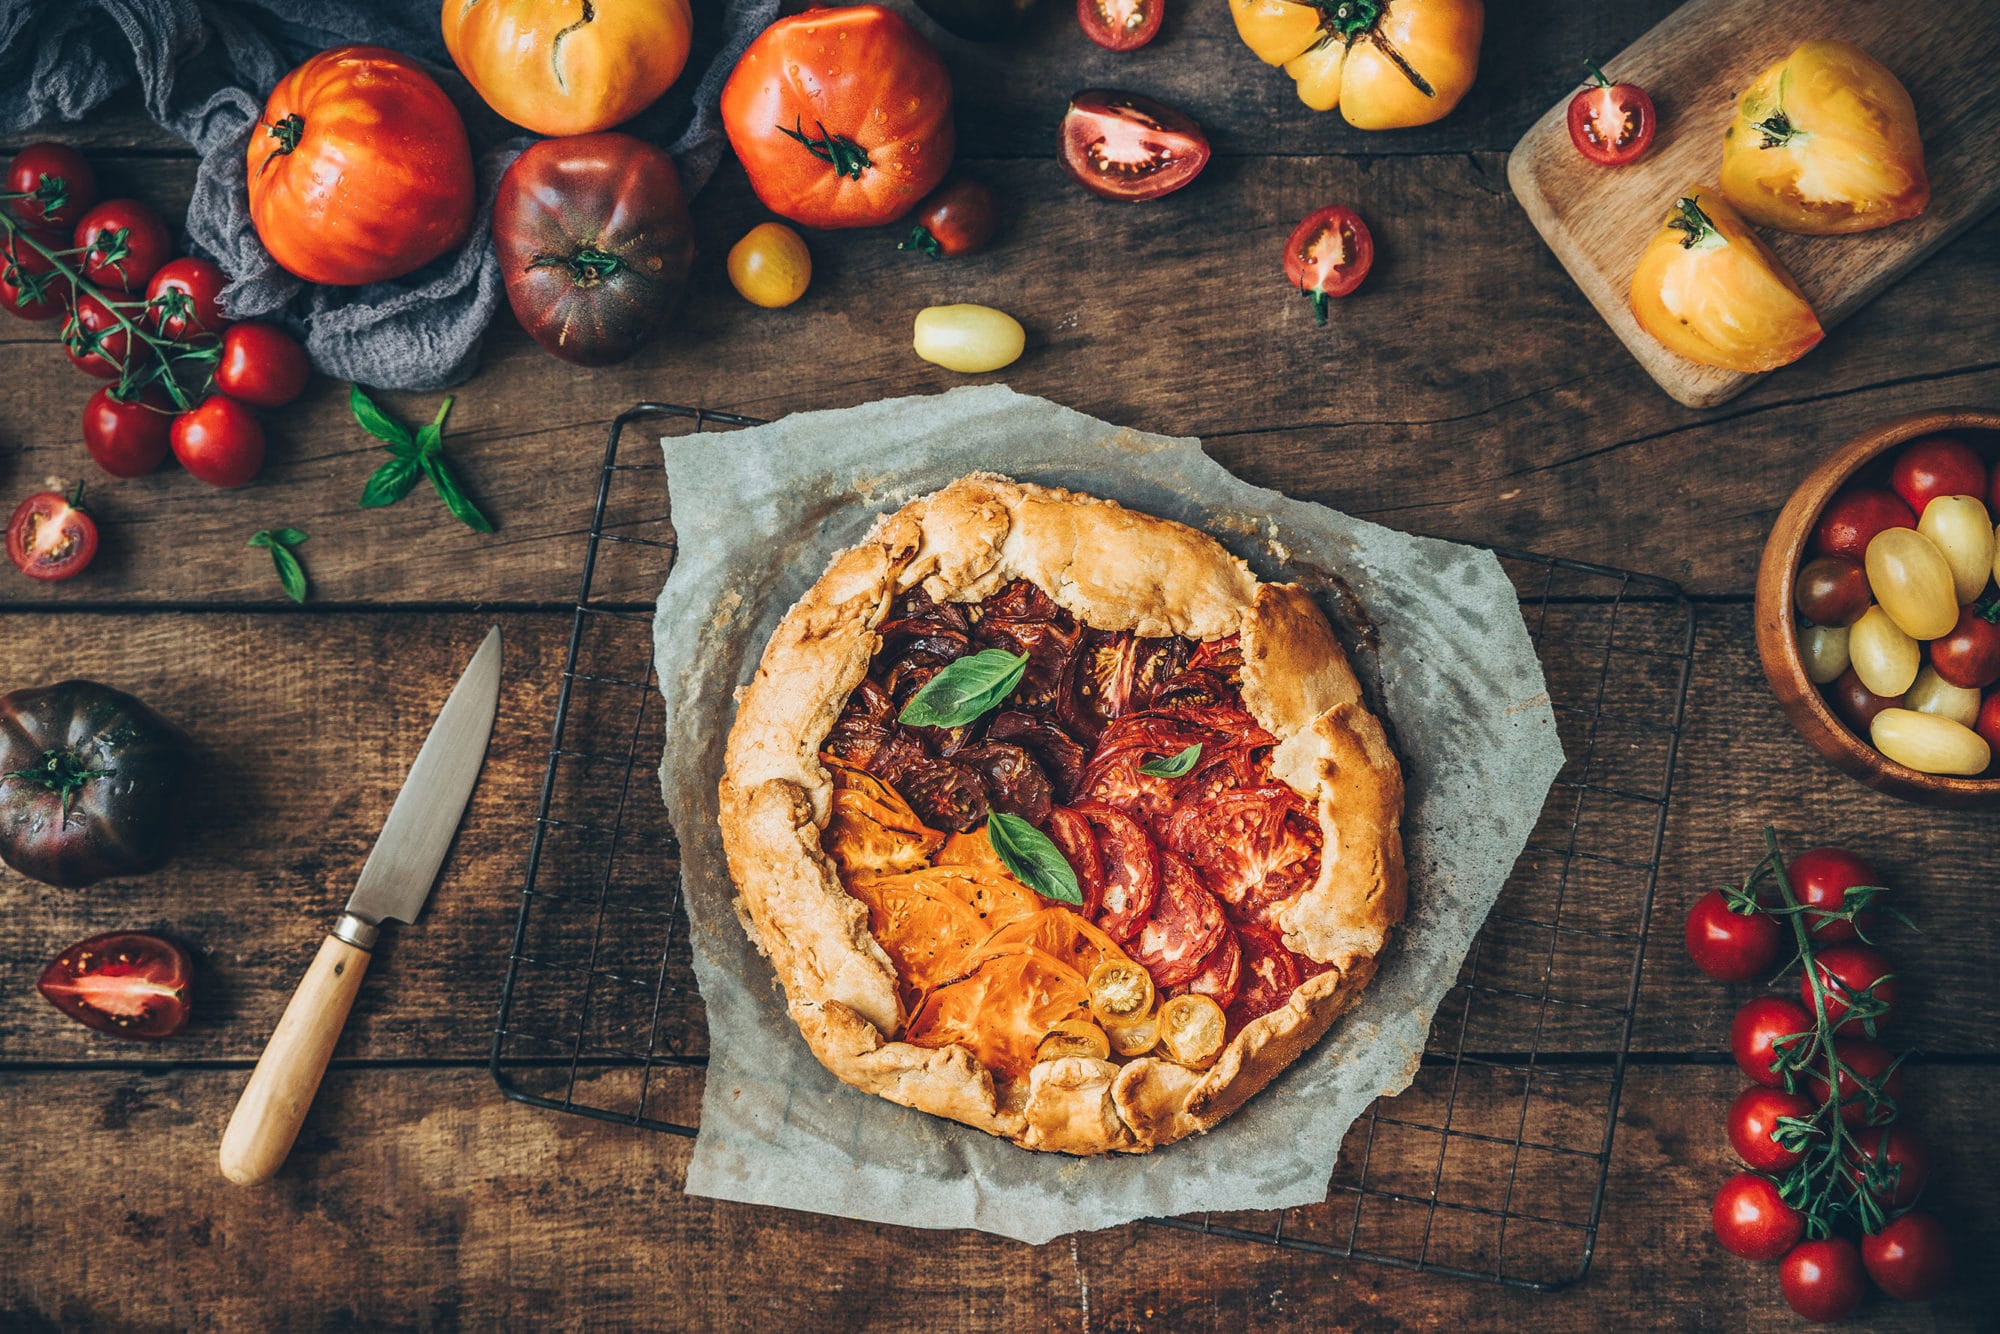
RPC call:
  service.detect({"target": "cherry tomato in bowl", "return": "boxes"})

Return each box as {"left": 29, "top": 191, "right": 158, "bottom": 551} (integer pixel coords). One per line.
{"left": 1059, "top": 90, "right": 1210, "bottom": 202}
{"left": 1933, "top": 604, "right": 2000, "bottom": 690}
{"left": 1977, "top": 690, "right": 2000, "bottom": 757}
{"left": 1283, "top": 205, "right": 1373, "bottom": 325}
{"left": 4, "top": 142, "right": 99, "bottom": 236}
{"left": 1826, "top": 667, "right": 1900, "bottom": 736}
{"left": 1567, "top": 64, "right": 1655, "bottom": 166}
{"left": 1810, "top": 484, "right": 1916, "bottom": 561}
{"left": 899, "top": 178, "right": 998, "bottom": 259}
{"left": 1727, "top": 1086, "right": 1814, "bottom": 1172}
{"left": 1890, "top": 434, "right": 1987, "bottom": 515}
{"left": 1711, "top": 1172, "right": 1804, "bottom": 1260}
{"left": 171, "top": 395, "right": 266, "bottom": 488}
{"left": 6, "top": 484, "right": 98, "bottom": 581}
{"left": 1684, "top": 888, "right": 1781, "bottom": 981}
{"left": 1078, "top": 0, "right": 1162, "bottom": 52}
{"left": 143, "top": 256, "right": 229, "bottom": 340}
{"left": 1780, "top": 1237, "right": 1869, "bottom": 1323}
{"left": 37, "top": 931, "right": 192, "bottom": 1040}
{"left": 71, "top": 197, "right": 173, "bottom": 293}
{"left": 83, "top": 385, "right": 174, "bottom": 478}
{"left": 1793, "top": 555, "right": 1869, "bottom": 627}
{"left": 213, "top": 321, "right": 310, "bottom": 408}
{"left": 61, "top": 291, "right": 132, "bottom": 379}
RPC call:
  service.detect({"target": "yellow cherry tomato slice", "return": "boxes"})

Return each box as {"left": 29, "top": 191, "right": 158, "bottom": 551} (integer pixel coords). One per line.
{"left": 1864, "top": 527, "right": 1958, "bottom": 640}
{"left": 727, "top": 222, "right": 811, "bottom": 308}
{"left": 1087, "top": 958, "right": 1156, "bottom": 1027}
{"left": 1870, "top": 708, "right": 1991, "bottom": 775}
{"left": 912, "top": 303, "right": 1025, "bottom": 373}
{"left": 1159, "top": 993, "right": 1227, "bottom": 1067}
{"left": 1037, "top": 1018, "right": 1111, "bottom": 1063}
{"left": 1104, "top": 1010, "right": 1161, "bottom": 1057}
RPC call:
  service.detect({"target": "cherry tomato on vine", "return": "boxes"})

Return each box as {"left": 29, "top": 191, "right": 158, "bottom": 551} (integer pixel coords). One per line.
{"left": 4, "top": 142, "right": 99, "bottom": 236}
{"left": 1077, "top": 0, "right": 1161, "bottom": 52}
{"left": 1786, "top": 846, "right": 1882, "bottom": 942}
{"left": 1283, "top": 205, "right": 1373, "bottom": 326}
{"left": 1780, "top": 1237, "right": 1869, "bottom": 1323}
{"left": 898, "top": 178, "right": 998, "bottom": 259}
{"left": 213, "top": 321, "right": 310, "bottom": 408}
{"left": 71, "top": 198, "right": 173, "bottom": 293}
{"left": 82, "top": 385, "right": 174, "bottom": 478}
{"left": 60, "top": 291, "right": 133, "bottom": 379}
{"left": 1803, "top": 942, "right": 1897, "bottom": 1033}
{"left": 170, "top": 395, "right": 265, "bottom": 488}
{"left": 1731, "top": 995, "right": 1815, "bottom": 1087}
{"left": 1890, "top": 434, "right": 1986, "bottom": 517}
{"left": 1794, "top": 555, "right": 1870, "bottom": 628}
{"left": 1566, "top": 64, "right": 1656, "bottom": 166}
{"left": 1727, "top": 1086, "right": 1814, "bottom": 1172}
{"left": 1811, "top": 485, "right": 1915, "bottom": 562}
{"left": 143, "top": 256, "right": 229, "bottom": 340}
{"left": 726, "top": 223, "right": 812, "bottom": 309}
{"left": 1805, "top": 1037, "right": 1905, "bottom": 1126}
{"left": 1932, "top": 604, "right": 2000, "bottom": 690}
{"left": 1711, "top": 1172, "right": 1804, "bottom": 1261}
{"left": 1861, "top": 1210, "right": 1954, "bottom": 1302}
{"left": 6, "top": 486, "right": 98, "bottom": 581}
{"left": 1845, "top": 1124, "right": 1930, "bottom": 1210}
{"left": 0, "top": 235, "right": 65, "bottom": 320}
{"left": 1058, "top": 90, "right": 1210, "bottom": 202}
{"left": 1684, "top": 888, "right": 1782, "bottom": 981}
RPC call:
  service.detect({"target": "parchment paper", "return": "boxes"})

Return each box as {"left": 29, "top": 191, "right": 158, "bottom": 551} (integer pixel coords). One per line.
{"left": 653, "top": 386, "right": 1564, "bottom": 1244}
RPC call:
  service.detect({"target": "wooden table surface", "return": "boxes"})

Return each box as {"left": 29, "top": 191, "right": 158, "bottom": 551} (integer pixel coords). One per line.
{"left": 3, "top": 2, "right": 1996, "bottom": 1329}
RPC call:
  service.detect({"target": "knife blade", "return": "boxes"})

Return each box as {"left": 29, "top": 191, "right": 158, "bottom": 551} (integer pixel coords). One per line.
{"left": 220, "top": 627, "right": 503, "bottom": 1185}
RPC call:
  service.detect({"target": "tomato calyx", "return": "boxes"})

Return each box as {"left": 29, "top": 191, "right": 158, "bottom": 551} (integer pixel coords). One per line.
{"left": 4, "top": 745, "right": 113, "bottom": 821}
{"left": 899, "top": 225, "right": 944, "bottom": 259}
{"left": 261, "top": 112, "right": 307, "bottom": 170}
{"left": 1754, "top": 110, "right": 1797, "bottom": 149}
{"left": 1668, "top": 196, "right": 1723, "bottom": 250}
{"left": 1322, "top": 0, "right": 1382, "bottom": 41}
{"left": 779, "top": 118, "right": 871, "bottom": 181}
{"left": 527, "top": 245, "right": 626, "bottom": 288}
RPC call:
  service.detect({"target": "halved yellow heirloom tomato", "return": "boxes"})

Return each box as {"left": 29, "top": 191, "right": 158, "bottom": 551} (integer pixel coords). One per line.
{"left": 905, "top": 945, "right": 1093, "bottom": 1079}
{"left": 1037, "top": 1018, "right": 1112, "bottom": 1063}
{"left": 1720, "top": 41, "right": 1928, "bottom": 235}
{"left": 1629, "top": 190, "right": 1824, "bottom": 374}
{"left": 1229, "top": 0, "right": 1482, "bottom": 128}
{"left": 1158, "top": 993, "right": 1227, "bottom": 1067}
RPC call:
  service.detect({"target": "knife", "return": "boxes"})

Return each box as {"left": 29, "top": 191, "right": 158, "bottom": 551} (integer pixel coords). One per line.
{"left": 220, "top": 626, "right": 502, "bottom": 1186}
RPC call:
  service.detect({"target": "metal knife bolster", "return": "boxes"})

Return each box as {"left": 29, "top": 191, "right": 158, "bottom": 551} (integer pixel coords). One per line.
{"left": 332, "top": 912, "right": 383, "bottom": 951}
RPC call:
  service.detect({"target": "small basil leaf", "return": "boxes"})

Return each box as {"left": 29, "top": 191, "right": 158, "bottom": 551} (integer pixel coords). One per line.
{"left": 349, "top": 383, "right": 414, "bottom": 450}
{"left": 274, "top": 527, "right": 308, "bottom": 548}
{"left": 360, "top": 455, "right": 421, "bottom": 509}
{"left": 269, "top": 543, "right": 307, "bottom": 604}
{"left": 422, "top": 454, "right": 495, "bottom": 533}
{"left": 986, "top": 811, "right": 1081, "bottom": 905}
{"left": 245, "top": 530, "right": 273, "bottom": 550}
{"left": 1139, "top": 743, "right": 1203, "bottom": 778}
{"left": 897, "top": 648, "right": 1027, "bottom": 729}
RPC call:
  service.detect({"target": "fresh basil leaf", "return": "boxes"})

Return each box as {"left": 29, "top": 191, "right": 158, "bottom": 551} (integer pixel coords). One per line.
{"left": 360, "top": 455, "right": 421, "bottom": 509}
{"left": 274, "top": 527, "right": 308, "bottom": 548}
{"left": 349, "top": 383, "right": 413, "bottom": 450}
{"left": 1139, "top": 743, "right": 1203, "bottom": 778}
{"left": 897, "top": 648, "right": 1027, "bottom": 728}
{"left": 986, "top": 811, "right": 1081, "bottom": 905}
{"left": 414, "top": 423, "right": 441, "bottom": 459}
{"left": 246, "top": 530, "right": 273, "bottom": 550}
{"left": 422, "top": 454, "right": 495, "bottom": 533}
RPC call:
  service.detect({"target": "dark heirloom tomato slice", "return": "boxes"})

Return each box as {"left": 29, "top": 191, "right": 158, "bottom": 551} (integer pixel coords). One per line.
{"left": 1042, "top": 806, "right": 1106, "bottom": 918}
{"left": 879, "top": 588, "right": 973, "bottom": 661}
{"left": 1183, "top": 924, "right": 1242, "bottom": 1010}
{"left": 1131, "top": 850, "right": 1228, "bottom": 988}
{"left": 1059, "top": 91, "right": 1210, "bottom": 202}
{"left": 1071, "top": 798, "right": 1159, "bottom": 941}
{"left": 37, "top": 931, "right": 192, "bottom": 1039}
{"left": 954, "top": 741, "right": 1054, "bottom": 825}
{"left": 895, "top": 756, "right": 989, "bottom": 832}
{"left": 987, "top": 710, "right": 1088, "bottom": 800}
{"left": 1078, "top": 0, "right": 1162, "bottom": 52}
{"left": 1283, "top": 205, "right": 1374, "bottom": 325}
{"left": 1227, "top": 922, "right": 1303, "bottom": 1029}
{"left": 826, "top": 679, "right": 897, "bottom": 768}
{"left": 1129, "top": 636, "right": 1191, "bottom": 707}
{"left": 974, "top": 582, "right": 1080, "bottom": 710}
{"left": 1059, "top": 629, "right": 1135, "bottom": 742}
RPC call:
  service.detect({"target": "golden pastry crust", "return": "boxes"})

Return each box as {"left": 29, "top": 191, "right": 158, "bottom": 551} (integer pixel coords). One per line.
{"left": 717, "top": 474, "right": 1407, "bottom": 1154}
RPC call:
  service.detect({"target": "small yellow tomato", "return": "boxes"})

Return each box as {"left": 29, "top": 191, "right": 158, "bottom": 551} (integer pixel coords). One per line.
{"left": 1158, "top": 993, "right": 1227, "bottom": 1067}
{"left": 1916, "top": 495, "right": 1997, "bottom": 605}
{"left": 1087, "top": 958, "right": 1156, "bottom": 1027}
{"left": 1628, "top": 189, "right": 1822, "bottom": 373}
{"left": 1870, "top": 707, "right": 1991, "bottom": 776}
{"left": 912, "top": 303, "right": 1025, "bottom": 373}
{"left": 1865, "top": 527, "right": 1958, "bottom": 640}
{"left": 1848, "top": 605, "right": 1919, "bottom": 698}
{"left": 1036, "top": 1018, "right": 1111, "bottom": 1063}
{"left": 1799, "top": 623, "right": 1850, "bottom": 686}
{"left": 1904, "top": 665, "right": 1981, "bottom": 728}
{"left": 1104, "top": 1011, "right": 1160, "bottom": 1058}
{"left": 727, "top": 222, "right": 811, "bottom": 308}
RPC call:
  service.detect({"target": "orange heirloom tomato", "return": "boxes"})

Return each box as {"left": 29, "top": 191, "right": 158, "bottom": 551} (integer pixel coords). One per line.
{"left": 441, "top": 0, "right": 693, "bottom": 138}
{"left": 720, "top": 5, "right": 954, "bottom": 229}
{"left": 1629, "top": 189, "right": 1823, "bottom": 374}
{"left": 1720, "top": 41, "right": 1928, "bottom": 235}
{"left": 247, "top": 46, "right": 476, "bottom": 286}
{"left": 1229, "top": 0, "right": 1482, "bottom": 129}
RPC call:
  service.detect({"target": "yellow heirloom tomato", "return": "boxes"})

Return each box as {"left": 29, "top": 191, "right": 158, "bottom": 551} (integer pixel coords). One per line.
{"left": 442, "top": 0, "right": 694, "bottom": 138}
{"left": 1629, "top": 190, "right": 1823, "bottom": 374}
{"left": 1229, "top": 0, "right": 1482, "bottom": 129}
{"left": 1720, "top": 40, "right": 1928, "bottom": 235}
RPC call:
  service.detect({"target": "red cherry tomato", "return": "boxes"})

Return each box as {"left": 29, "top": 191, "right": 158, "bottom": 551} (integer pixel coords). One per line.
{"left": 1890, "top": 434, "right": 1987, "bottom": 516}
{"left": 1077, "top": 0, "right": 1162, "bottom": 52}
{"left": 6, "top": 486, "right": 98, "bottom": 581}
{"left": 1567, "top": 65, "right": 1656, "bottom": 166}
{"left": 1811, "top": 485, "right": 1916, "bottom": 561}
{"left": 899, "top": 178, "right": 999, "bottom": 259}
{"left": 0, "top": 234, "right": 66, "bottom": 320}
{"left": 1861, "top": 1211, "right": 1954, "bottom": 1302}
{"left": 1727, "top": 1086, "right": 1815, "bottom": 1172}
{"left": 213, "top": 321, "right": 311, "bottom": 408}
{"left": 1932, "top": 604, "right": 2000, "bottom": 690}
{"left": 1781, "top": 1237, "right": 1869, "bottom": 1323}
{"left": 1283, "top": 205, "right": 1374, "bottom": 326}
{"left": 1976, "top": 690, "right": 2000, "bottom": 757}
{"left": 1794, "top": 555, "right": 1870, "bottom": 628}
{"left": 1785, "top": 845, "right": 1882, "bottom": 943}
{"left": 35, "top": 931, "right": 191, "bottom": 1039}
{"left": 5, "top": 143, "right": 99, "bottom": 236}
{"left": 170, "top": 395, "right": 266, "bottom": 488}
{"left": 1804, "top": 1038, "right": 1905, "bottom": 1126}
{"left": 1845, "top": 1124, "right": 1930, "bottom": 1210}
{"left": 143, "top": 256, "right": 229, "bottom": 340}
{"left": 1684, "top": 888, "right": 1782, "bottom": 981}
{"left": 82, "top": 386, "right": 175, "bottom": 478}
{"left": 1803, "top": 942, "right": 1897, "bottom": 1033}
{"left": 1711, "top": 1172, "right": 1804, "bottom": 1261}
{"left": 1731, "top": 995, "right": 1815, "bottom": 1087}
{"left": 60, "top": 291, "right": 132, "bottom": 379}
{"left": 71, "top": 198, "right": 174, "bottom": 293}
{"left": 1058, "top": 90, "right": 1210, "bottom": 202}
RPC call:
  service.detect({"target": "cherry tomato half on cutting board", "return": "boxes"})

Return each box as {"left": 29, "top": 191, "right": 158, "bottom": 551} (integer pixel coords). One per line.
{"left": 1567, "top": 64, "right": 1655, "bottom": 166}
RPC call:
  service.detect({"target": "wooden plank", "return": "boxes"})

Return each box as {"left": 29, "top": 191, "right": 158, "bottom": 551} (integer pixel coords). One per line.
{"left": 1509, "top": 0, "right": 2000, "bottom": 407}
{"left": 0, "top": 1063, "right": 1991, "bottom": 1329}
{"left": 2, "top": 607, "right": 1996, "bottom": 1064}
{"left": 1, "top": 155, "right": 1994, "bottom": 607}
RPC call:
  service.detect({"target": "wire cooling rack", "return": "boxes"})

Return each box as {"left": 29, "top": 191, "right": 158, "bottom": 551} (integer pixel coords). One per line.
{"left": 491, "top": 403, "right": 1696, "bottom": 1291}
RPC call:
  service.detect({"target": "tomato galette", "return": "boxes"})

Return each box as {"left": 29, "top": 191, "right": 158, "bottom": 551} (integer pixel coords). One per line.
{"left": 718, "top": 475, "right": 1405, "bottom": 1154}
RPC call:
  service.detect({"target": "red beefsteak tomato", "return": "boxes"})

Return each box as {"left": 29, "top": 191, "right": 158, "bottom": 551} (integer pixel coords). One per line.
{"left": 247, "top": 46, "right": 476, "bottom": 286}
{"left": 720, "top": 6, "right": 954, "bottom": 230}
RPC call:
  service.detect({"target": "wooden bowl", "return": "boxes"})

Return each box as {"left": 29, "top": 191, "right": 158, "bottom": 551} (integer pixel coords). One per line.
{"left": 1755, "top": 407, "right": 2000, "bottom": 808}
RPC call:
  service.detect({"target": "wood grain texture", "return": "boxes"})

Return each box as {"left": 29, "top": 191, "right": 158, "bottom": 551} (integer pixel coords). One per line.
{"left": 1509, "top": 0, "right": 2000, "bottom": 407}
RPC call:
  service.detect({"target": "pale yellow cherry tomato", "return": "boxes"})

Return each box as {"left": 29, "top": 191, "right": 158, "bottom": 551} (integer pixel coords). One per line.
{"left": 1904, "top": 665, "right": 1982, "bottom": 727}
{"left": 1036, "top": 1018, "right": 1111, "bottom": 1063}
{"left": 1916, "top": 495, "right": 1997, "bottom": 604}
{"left": 1088, "top": 958, "right": 1156, "bottom": 1028}
{"left": 1848, "top": 605, "right": 1919, "bottom": 697}
{"left": 1864, "top": 527, "right": 1958, "bottom": 640}
{"left": 1158, "top": 993, "right": 1227, "bottom": 1067}
{"left": 1870, "top": 707, "right": 1992, "bottom": 775}
{"left": 1104, "top": 1011, "right": 1160, "bottom": 1058}
{"left": 727, "top": 222, "right": 811, "bottom": 308}
{"left": 1799, "top": 623, "right": 1850, "bottom": 685}
{"left": 912, "top": 303, "right": 1025, "bottom": 373}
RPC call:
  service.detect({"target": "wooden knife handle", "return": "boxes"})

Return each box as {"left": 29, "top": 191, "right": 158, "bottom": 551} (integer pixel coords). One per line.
{"left": 219, "top": 929, "right": 372, "bottom": 1186}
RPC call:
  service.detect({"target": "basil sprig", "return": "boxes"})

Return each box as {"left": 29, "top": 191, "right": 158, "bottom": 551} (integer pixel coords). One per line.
{"left": 351, "top": 385, "right": 495, "bottom": 532}
{"left": 1139, "top": 743, "right": 1203, "bottom": 778}
{"left": 897, "top": 648, "right": 1027, "bottom": 729}
{"left": 986, "top": 811, "right": 1082, "bottom": 905}
{"left": 247, "top": 527, "right": 309, "bottom": 603}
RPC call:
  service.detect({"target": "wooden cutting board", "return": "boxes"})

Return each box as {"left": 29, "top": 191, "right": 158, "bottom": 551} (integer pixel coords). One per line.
{"left": 1507, "top": 0, "right": 2000, "bottom": 408}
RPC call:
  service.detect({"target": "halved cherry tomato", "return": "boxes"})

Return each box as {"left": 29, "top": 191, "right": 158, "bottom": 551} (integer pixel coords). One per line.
{"left": 82, "top": 385, "right": 174, "bottom": 478}
{"left": 1567, "top": 64, "right": 1655, "bottom": 166}
{"left": 1727, "top": 1086, "right": 1815, "bottom": 1172}
{"left": 0, "top": 235, "right": 65, "bottom": 320}
{"left": 1811, "top": 485, "right": 1916, "bottom": 562}
{"left": 4, "top": 142, "right": 99, "bottom": 236}
{"left": 6, "top": 484, "right": 98, "bottom": 581}
{"left": 143, "top": 256, "right": 229, "bottom": 340}
{"left": 213, "top": 321, "right": 310, "bottom": 408}
{"left": 1890, "top": 435, "right": 1986, "bottom": 515}
{"left": 37, "top": 931, "right": 191, "bottom": 1039}
{"left": 71, "top": 198, "right": 173, "bottom": 293}
{"left": 1158, "top": 992, "right": 1226, "bottom": 1066}
{"left": 1282, "top": 205, "right": 1372, "bottom": 325}
{"left": 1078, "top": 0, "right": 1162, "bottom": 52}
{"left": 898, "top": 178, "right": 999, "bottom": 259}
{"left": 1711, "top": 1171, "right": 1804, "bottom": 1260}
{"left": 61, "top": 291, "right": 132, "bottom": 379}
{"left": 1059, "top": 90, "right": 1210, "bottom": 202}
{"left": 170, "top": 395, "right": 266, "bottom": 488}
